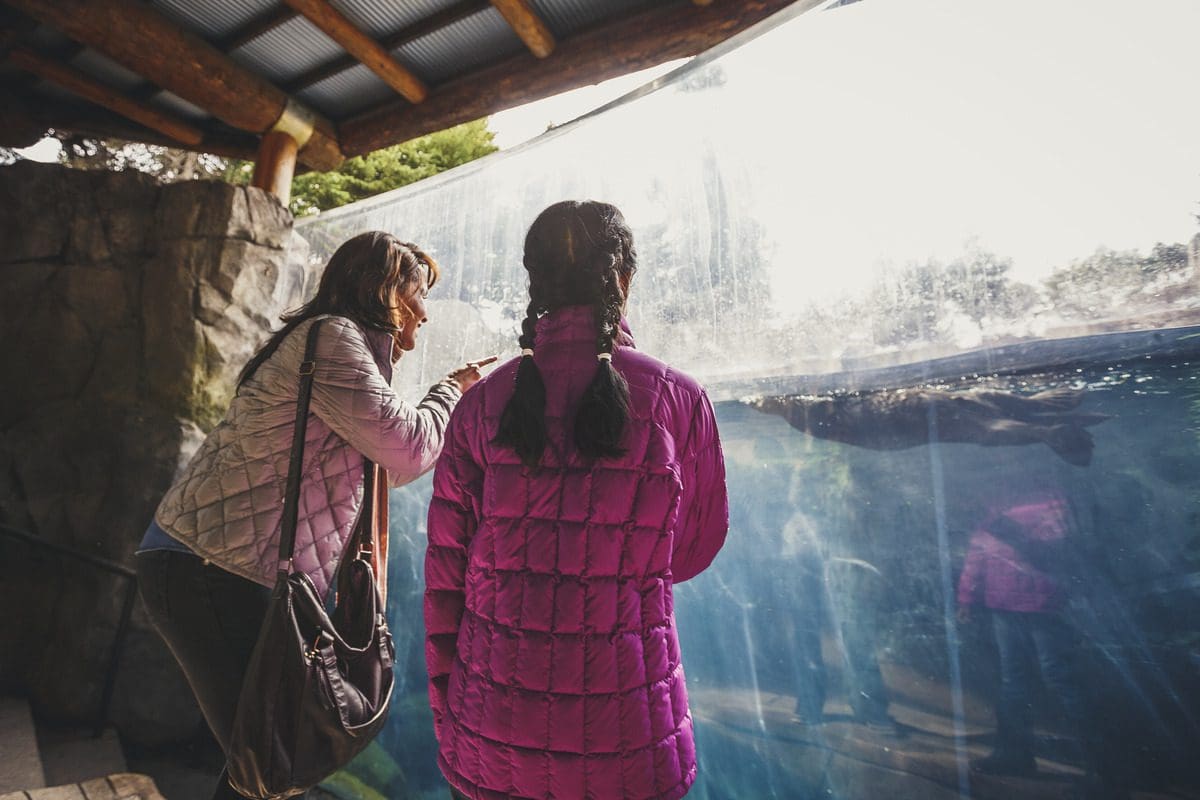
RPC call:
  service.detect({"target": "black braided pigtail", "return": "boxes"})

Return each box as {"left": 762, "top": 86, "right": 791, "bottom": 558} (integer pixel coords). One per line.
{"left": 574, "top": 245, "right": 632, "bottom": 459}
{"left": 494, "top": 292, "right": 547, "bottom": 467}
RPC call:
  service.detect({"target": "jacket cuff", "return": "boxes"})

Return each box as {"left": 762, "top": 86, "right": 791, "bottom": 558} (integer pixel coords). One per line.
{"left": 431, "top": 378, "right": 463, "bottom": 401}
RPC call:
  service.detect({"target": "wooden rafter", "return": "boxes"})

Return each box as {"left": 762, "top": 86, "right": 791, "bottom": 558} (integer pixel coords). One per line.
{"left": 490, "top": 0, "right": 555, "bottom": 58}
{"left": 7, "top": 46, "right": 205, "bottom": 146}
{"left": 0, "top": 84, "right": 260, "bottom": 159}
{"left": 124, "top": 6, "right": 300, "bottom": 115}
{"left": 281, "top": 0, "right": 427, "bottom": 103}
{"left": 283, "top": 0, "right": 488, "bottom": 94}
{"left": 4, "top": 0, "right": 344, "bottom": 170}
{"left": 342, "top": 0, "right": 817, "bottom": 156}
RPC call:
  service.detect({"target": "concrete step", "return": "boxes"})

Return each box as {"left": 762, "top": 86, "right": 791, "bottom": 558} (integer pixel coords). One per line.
{"left": 0, "top": 695, "right": 46, "bottom": 793}
{"left": 37, "top": 728, "right": 127, "bottom": 788}
{"left": 0, "top": 773, "right": 164, "bottom": 800}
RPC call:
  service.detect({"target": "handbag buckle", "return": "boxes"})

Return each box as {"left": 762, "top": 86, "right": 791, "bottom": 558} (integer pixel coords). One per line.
{"left": 305, "top": 634, "right": 323, "bottom": 663}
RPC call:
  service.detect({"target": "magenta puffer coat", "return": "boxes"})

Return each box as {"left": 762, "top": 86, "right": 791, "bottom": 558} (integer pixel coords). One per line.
{"left": 425, "top": 306, "right": 729, "bottom": 800}
{"left": 956, "top": 491, "right": 1070, "bottom": 613}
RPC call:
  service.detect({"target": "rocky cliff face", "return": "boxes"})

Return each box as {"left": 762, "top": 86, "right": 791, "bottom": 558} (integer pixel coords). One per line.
{"left": 0, "top": 162, "right": 317, "bottom": 744}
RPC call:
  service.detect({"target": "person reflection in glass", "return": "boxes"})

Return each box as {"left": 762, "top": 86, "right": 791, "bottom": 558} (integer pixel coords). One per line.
{"left": 784, "top": 509, "right": 899, "bottom": 735}
{"left": 956, "top": 477, "right": 1088, "bottom": 776}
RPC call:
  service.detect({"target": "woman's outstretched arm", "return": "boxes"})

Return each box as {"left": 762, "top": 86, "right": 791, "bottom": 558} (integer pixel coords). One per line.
{"left": 307, "top": 317, "right": 461, "bottom": 486}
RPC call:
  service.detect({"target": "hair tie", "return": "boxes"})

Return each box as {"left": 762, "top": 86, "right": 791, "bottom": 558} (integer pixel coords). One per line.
{"left": 521, "top": 348, "right": 534, "bottom": 357}
{"left": 596, "top": 352, "right": 612, "bottom": 362}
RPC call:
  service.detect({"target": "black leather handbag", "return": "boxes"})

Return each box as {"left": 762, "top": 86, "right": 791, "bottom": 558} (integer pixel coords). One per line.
{"left": 227, "top": 319, "right": 395, "bottom": 800}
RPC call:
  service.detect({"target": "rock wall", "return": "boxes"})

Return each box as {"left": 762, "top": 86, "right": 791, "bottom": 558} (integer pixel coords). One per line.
{"left": 0, "top": 162, "right": 317, "bottom": 744}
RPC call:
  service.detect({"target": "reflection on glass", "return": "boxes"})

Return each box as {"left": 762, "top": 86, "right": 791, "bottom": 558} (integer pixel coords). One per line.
{"left": 297, "top": 1, "right": 1200, "bottom": 797}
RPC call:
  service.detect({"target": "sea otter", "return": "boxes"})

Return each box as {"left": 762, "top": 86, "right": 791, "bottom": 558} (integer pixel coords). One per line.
{"left": 751, "top": 387, "right": 1109, "bottom": 466}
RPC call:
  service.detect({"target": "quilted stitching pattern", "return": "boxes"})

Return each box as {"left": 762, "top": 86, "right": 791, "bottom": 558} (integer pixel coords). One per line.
{"left": 426, "top": 306, "right": 729, "bottom": 800}
{"left": 156, "top": 315, "right": 460, "bottom": 599}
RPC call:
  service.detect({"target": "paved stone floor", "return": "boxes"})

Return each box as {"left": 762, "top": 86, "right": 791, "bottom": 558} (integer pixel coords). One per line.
{"left": 0, "top": 774, "right": 164, "bottom": 800}
{"left": 690, "top": 664, "right": 1198, "bottom": 800}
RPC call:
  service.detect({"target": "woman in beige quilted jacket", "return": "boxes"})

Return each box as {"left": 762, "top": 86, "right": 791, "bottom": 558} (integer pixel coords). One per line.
{"left": 135, "top": 231, "right": 488, "bottom": 800}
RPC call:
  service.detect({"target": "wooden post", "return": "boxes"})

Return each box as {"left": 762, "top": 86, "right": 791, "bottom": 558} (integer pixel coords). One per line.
{"left": 252, "top": 130, "right": 300, "bottom": 205}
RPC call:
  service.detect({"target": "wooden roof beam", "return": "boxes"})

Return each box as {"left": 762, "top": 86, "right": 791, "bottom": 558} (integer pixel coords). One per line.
{"left": 490, "top": 0, "right": 555, "bottom": 58}
{"left": 4, "top": 0, "right": 343, "bottom": 171}
{"left": 281, "top": 0, "right": 427, "bottom": 103}
{"left": 284, "top": 0, "right": 488, "bottom": 94}
{"left": 342, "top": 0, "right": 818, "bottom": 156}
{"left": 0, "top": 84, "right": 260, "bottom": 160}
{"left": 7, "top": 46, "right": 205, "bottom": 146}
{"left": 125, "top": 6, "right": 300, "bottom": 110}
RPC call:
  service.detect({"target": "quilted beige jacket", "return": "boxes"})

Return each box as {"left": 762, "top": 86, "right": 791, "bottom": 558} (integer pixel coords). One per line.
{"left": 155, "top": 314, "right": 461, "bottom": 598}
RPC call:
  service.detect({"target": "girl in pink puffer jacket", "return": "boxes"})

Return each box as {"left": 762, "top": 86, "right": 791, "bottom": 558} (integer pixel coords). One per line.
{"left": 425, "top": 201, "right": 729, "bottom": 800}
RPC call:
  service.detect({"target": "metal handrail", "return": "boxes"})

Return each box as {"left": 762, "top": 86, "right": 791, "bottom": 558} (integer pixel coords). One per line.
{"left": 0, "top": 523, "right": 137, "bottom": 736}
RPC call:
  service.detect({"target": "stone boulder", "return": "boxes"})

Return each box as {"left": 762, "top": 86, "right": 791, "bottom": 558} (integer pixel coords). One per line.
{"left": 0, "top": 162, "right": 319, "bottom": 745}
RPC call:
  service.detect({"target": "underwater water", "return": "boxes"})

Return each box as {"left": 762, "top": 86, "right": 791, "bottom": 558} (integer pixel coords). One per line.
{"left": 324, "top": 339, "right": 1200, "bottom": 800}
{"left": 292, "top": 2, "right": 1200, "bottom": 797}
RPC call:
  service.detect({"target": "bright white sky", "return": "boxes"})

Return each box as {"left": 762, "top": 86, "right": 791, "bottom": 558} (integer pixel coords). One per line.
{"left": 736, "top": 0, "right": 1200, "bottom": 293}
{"left": 489, "top": 63, "right": 682, "bottom": 150}
{"left": 497, "top": 0, "right": 1200, "bottom": 300}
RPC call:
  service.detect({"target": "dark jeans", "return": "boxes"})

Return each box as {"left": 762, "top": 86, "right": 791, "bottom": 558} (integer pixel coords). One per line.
{"left": 991, "top": 609, "right": 1087, "bottom": 762}
{"left": 792, "top": 555, "right": 890, "bottom": 723}
{"left": 136, "top": 550, "right": 273, "bottom": 800}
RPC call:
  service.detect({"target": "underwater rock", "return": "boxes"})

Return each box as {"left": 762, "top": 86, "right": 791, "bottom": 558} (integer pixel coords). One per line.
{"left": 751, "top": 387, "right": 1110, "bottom": 466}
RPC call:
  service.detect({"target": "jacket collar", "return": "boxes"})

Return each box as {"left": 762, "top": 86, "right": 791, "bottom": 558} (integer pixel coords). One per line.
{"left": 362, "top": 324, "right": 395, "bottom": 383}
{"left": 533, "top": 305, "right": 636, "bottom": 349}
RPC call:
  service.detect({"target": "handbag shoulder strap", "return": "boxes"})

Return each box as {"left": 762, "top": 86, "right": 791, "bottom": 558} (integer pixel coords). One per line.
{"left": 277, "top": 318, "right": 324, "bottom": 578}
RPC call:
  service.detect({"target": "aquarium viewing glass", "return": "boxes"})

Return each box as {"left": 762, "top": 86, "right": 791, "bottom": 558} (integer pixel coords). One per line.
{"left": 297, "top": 1, "right": 1200, "bottom": 797}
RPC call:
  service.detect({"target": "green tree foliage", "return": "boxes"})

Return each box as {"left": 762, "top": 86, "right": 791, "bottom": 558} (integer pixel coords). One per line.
{"left": 1044, "top": 242, "right": 1191, "bottom": 316}
{"left": 29, "top": 119, "right": 498, "bottom": 216}
{"left": 54, "top": 132, "right": 229, "bottom": 181}
{"left": 867, "top": 246, "right": 1038, "bottom": 346}
{"left": 288, "top": 120, "right": 498, "bottom": 216}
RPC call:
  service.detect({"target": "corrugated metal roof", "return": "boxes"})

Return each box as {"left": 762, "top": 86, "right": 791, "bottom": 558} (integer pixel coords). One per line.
{"left": 396, "top": 7, "right": 524, "bottom": 86}
{"left": 22, "top": 26, "right": 73, "bottom": 50}
{"left": 329, "top": 0, "right": 462, "bottom": 40}
{"left": 151, "top": 91, "right": 212, "bottom": 121}
{"left": 531, "top": 0, "right": 656, "bottom": 38}
{"left": 68, "top": 49, "right": 147, "bottom": 93}
{"left": 151, "top": 0, "right": 277, "bottom": 40}
{"left": 229, "top": 15, "right": 346, "bottom": 84}
{"left": 297, "top": 63, "right": 396, "bottom": 119}
{"left": 10, "top": 0, "right": 777, "bottom": 155}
